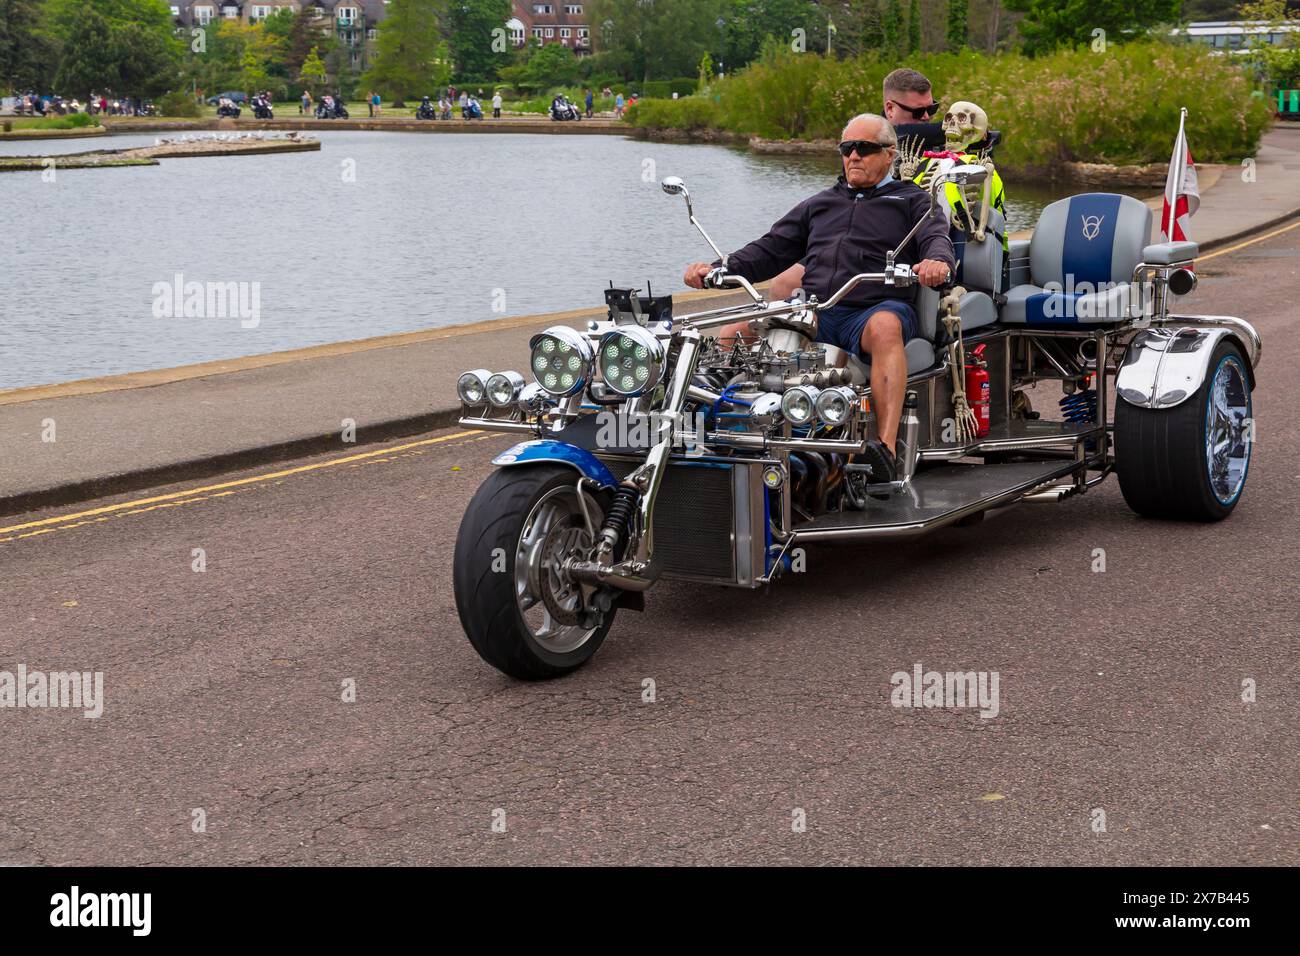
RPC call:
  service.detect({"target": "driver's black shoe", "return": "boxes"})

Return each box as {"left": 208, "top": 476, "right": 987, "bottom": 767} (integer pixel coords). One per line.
{"left": 860, "top": 439, "right": 898, "bottom": 484}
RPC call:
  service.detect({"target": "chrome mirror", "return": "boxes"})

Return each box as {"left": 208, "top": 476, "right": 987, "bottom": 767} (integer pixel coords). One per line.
{"left": 662, "top": 174, "right": 727, "bottom": 267}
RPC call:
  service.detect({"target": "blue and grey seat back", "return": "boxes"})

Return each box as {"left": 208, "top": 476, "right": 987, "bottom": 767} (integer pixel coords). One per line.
{"left": 1030, "top": 193, "right": 1150, "bottom": 290}
{"left": 1002, "top": 193, "right": 1152, "bottom": 326}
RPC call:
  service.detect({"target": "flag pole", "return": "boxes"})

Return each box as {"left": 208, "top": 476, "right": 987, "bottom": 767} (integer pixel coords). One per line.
{"left": 1166, "top": 106, "right": 1188, "bottom": 243}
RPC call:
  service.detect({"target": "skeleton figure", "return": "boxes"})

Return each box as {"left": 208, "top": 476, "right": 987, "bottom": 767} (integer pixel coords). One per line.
{"left": 940, "top": 101, "right": 1000, "bottom": 242}
{"left": 898, "top": 100, "right": 1006, "bottom": 244}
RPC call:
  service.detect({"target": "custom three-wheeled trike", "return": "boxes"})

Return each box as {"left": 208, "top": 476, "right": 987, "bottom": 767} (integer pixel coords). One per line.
{"left": 452, "top": 165, "right": 1260, "bottom": 679}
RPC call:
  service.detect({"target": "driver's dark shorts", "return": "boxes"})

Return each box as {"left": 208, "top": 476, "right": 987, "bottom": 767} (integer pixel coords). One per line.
{"left": 815, "top": 299, "right": 917, "bottom": 357}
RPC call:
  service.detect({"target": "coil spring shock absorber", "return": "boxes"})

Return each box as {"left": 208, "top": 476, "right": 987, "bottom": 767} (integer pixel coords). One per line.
{"left": 598, "top": 481, "right": 640, "bottom": 556}
{"left": 1059, "top": 376, "right": 1098, "bottom": 424}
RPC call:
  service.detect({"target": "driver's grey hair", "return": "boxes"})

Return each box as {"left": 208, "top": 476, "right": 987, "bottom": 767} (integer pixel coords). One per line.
{"left": 842, "top": 113, "right": 896, "bottom": 147}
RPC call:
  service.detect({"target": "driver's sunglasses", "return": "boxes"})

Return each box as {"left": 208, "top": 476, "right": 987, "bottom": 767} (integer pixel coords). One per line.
{"left": 889, "top": 98, "right": 942, "bottom": 120}
{"left": 838, "top": 140, "right": 893, "bottom": 158}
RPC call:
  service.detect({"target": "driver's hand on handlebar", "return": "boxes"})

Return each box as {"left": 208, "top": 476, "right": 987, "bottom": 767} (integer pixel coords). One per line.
{"left": 915, "top": 259, "right": 954, "bottom": 288}
{"left": 683, "top": 262, "right": 715, "bottom": 289}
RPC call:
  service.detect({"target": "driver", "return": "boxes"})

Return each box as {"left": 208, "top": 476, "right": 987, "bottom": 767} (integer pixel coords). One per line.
{"left": 682, "top": 112, "right": 954, "bottom": 480}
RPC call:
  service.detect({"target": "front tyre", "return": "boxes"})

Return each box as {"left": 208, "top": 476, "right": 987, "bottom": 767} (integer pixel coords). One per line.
{"left": 1115, "top": 340, "right": 1253, "bottom": 521}
{"left": 453, "top": 465, "right": 616, "bottom": 679}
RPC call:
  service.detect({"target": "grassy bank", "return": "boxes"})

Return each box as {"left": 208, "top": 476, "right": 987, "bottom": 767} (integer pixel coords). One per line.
{"left": 627, "top": 42, "right": 1274, "bottom": 167}
{"left": 4, "top": 112, "right": 99, "bottom": 131}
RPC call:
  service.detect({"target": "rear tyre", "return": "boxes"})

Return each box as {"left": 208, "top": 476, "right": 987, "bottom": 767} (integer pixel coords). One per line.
{"left": 453, "top": 465, "right": 616, "bottom": 680}
{"left": 1115, "top": 340, "right": 1253, "bottom": 521}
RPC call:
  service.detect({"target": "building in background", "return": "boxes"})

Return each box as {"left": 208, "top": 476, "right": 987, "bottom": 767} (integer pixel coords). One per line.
{"left": 509, "top": 2, "right": 592, "bottom": 55}
{"left": 172, "top": 1, "right": 387, "bottom": 73}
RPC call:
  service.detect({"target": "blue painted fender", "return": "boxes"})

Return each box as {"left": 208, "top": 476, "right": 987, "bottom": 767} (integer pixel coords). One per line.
{"left": 492, "top": 440, "right": 618, "bottom": 488}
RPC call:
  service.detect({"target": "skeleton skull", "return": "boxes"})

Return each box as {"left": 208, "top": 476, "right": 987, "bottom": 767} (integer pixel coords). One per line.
{"left": 942, "top": 101, "right": 988, "bottom": 152}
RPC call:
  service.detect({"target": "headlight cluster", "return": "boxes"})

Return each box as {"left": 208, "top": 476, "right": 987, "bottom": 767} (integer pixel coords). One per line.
{"left": 529, "top": 326, "right": 592, "bottom": 397}
{"left": 457, "top": 368, "right": 527, "bottom": 408}
{"left": 780, "top": 385, "right": 858, "bottom": 427}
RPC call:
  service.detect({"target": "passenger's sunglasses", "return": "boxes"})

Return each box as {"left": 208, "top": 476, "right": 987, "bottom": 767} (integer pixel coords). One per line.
{"left": 838, "top": 140, "right": 893, "bottom": 158}
{"left": 889, "top": 98, "right": 942, "bottom": 120}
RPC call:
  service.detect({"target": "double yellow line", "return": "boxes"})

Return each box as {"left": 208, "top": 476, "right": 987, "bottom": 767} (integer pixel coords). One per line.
{"left": 0, "top": 430, "right": 481, "bottom": 538}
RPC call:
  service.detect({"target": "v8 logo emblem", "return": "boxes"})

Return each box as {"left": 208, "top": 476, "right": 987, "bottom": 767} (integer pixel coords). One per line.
{"left": 1081, "top": 214, "right": 1105, "bottom": 241}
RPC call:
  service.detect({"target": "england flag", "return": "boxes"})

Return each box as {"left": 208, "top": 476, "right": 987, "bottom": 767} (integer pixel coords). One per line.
{"left": 1160, "top": 120, "right": 1200, "bottom": 245}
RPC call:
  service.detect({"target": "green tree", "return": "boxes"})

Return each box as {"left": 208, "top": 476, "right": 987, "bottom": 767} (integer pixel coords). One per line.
{"left": 44, "top": 0, "right": 182, "bottom": 95}
{"left": 947, "top": 0, "right": 969, "bottom": 50}
{"left": 718, "top": 0, "right": 825, "bottom": 70}
{"left": 52, "top": 7, "right": 118, "bottom": 95}
{"left": 592, "top": 0, "right": 726, "bottom": 82}
{"left": 363, "top": 0, "right": 451, "bottom": 102}
{"left": 0, "top": 0, "right": 54, "bottom": 89}
{"left": 882, "top": 0, "right": 903, "bottom": 52}
{"left": 448, "top": 0, "right": 510, "bottom": 80}
{"left": 834, "top": 0, "right": 885, "bottom": 57}
{"left": 908, "top": 0, "right": 921, "bottom": 52}
{"left": 1003, "top": 0, "right": 1181, "bottom": 54}
{"left": 298, "top": 45, "right": 327, "bottom": 96}
{"left": 284, "top": 9, "right": 319, "bottom": 78}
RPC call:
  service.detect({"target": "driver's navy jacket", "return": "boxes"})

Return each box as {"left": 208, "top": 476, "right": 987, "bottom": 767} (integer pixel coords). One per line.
{"left": 722, "top": 174, "right": 956, "bottom": 314}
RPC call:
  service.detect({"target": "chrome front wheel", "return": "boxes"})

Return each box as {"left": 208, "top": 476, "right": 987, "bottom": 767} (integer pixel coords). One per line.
{"left": 453, "top": 465, "right": 616, "bottom": 679}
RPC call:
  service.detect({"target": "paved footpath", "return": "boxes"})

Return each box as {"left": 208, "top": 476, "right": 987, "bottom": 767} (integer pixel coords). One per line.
{"left": 2, "top": 126, "right": 1299, "bottom": 516}
{"left": 0, "top": 221, "right": 1295, "bottom": 865}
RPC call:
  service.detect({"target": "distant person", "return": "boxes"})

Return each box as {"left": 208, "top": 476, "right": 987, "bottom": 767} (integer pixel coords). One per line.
{"left": 614, "top": 92, "right": 624, "bottom": 119}
{"left": 585, "top": 88, "right": 593, "bottom": 117}
{"left": 302, "top": 90, "right": 311, "bottom": 115}
{"left": 372, "top": 90, "right": 381, "bottom": 117}
{"left": 366, "top": 90, "right": 374, "bottom": 117}
{"left": 458, "top": 90, "right": 467, "bottom": 113}
{"left": 492, "top": 90, "right": 502, "bottom": 119}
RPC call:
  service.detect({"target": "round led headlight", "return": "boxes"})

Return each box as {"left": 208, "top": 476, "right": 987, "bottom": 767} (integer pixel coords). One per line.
{"left": 780, "top": 385, "right": 820, "bottom": 425}
{"left": 815, "top": 386, "right": 857, "bottom": 426}
{"left": 597, "top": 326, "right": 666, "bottom": 397}
{"left": 486, "top": 370, "right": 525, "bottom": 408}
{"left": 529, "top": 326, "right": 593, "bottom": 397}
{"left": 457, "top": 368, "right": 492, "bottom": 406}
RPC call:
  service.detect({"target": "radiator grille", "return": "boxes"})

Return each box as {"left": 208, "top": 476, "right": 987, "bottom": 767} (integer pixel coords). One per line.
{"left": 602, "top": 458, "right": 736, "bottom": 580}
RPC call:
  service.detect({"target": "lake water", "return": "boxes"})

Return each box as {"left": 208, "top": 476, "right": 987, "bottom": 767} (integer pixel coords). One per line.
{"left": 0, "top": 130, "right": 1117, "bottom": 389}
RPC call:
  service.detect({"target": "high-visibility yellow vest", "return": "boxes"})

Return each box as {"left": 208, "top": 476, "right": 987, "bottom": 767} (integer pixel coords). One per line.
{"left": 914, "top": 152, "right": 1007, "bottom": 244}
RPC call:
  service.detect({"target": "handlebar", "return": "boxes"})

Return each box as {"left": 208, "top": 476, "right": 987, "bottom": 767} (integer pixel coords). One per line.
{"left": 703, "top": 267, "right": 762, "bottom": 303}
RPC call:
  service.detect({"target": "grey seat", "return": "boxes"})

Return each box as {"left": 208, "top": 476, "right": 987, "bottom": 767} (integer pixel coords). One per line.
{"left": 1001, "top": 193, "right": 1151, "bottom": 325}
{"left": 839, "top": 207, "right": 1005, "bottom": 381}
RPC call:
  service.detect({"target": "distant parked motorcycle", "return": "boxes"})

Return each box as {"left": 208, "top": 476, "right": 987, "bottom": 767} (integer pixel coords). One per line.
{"left": 462, "top": 99, "right": 484, "bottom": 120}
{"left": 216, "top": 96, "right": 241, "bottom": 118}
{"left": 251, "top": 93, "right": 273, "bottom": 119}
{"left": 549, "top": 96, "right": 582, "bottom": 121}
{"left": 315, "top": 95, "right": 349, "bottom": 119}
{"left": 415, "top": 96, "right": 438, "bottom": 120}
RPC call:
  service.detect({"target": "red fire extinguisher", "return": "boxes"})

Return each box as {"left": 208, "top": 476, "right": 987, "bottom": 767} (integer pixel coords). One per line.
{"left": 966, "top": 343, "right": 991, "bottom": 438}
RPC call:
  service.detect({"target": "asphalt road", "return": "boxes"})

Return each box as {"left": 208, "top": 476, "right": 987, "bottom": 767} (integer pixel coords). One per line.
{"left": 1, "top": 225, "right": 1297, "bottom": 866}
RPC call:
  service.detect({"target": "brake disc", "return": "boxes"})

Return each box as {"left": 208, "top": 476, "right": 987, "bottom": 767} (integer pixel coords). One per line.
{"left": 538, "top": 518, "right": 590, "bottom": 626}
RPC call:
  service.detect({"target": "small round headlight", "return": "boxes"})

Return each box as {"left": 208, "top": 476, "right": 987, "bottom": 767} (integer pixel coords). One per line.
{"left": 457, "top": 368, "right": 492, "bottom": 405}
{"left": 529, "top": 326, "right": 593, "bottom": 397}
{"left": 781, "top": 385, "right": 820, "bottom": 425}
{"left": 815, "top": 386, "right": 857, "bottom": 426}
{"left": 486, "top": 370, "right": 525, "bottom": 407}
{"left": 597, "top": 326, "right": 666, "bottom": 396}
{"left": 748, "top": 392, "right": 784, "bottom": 424}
